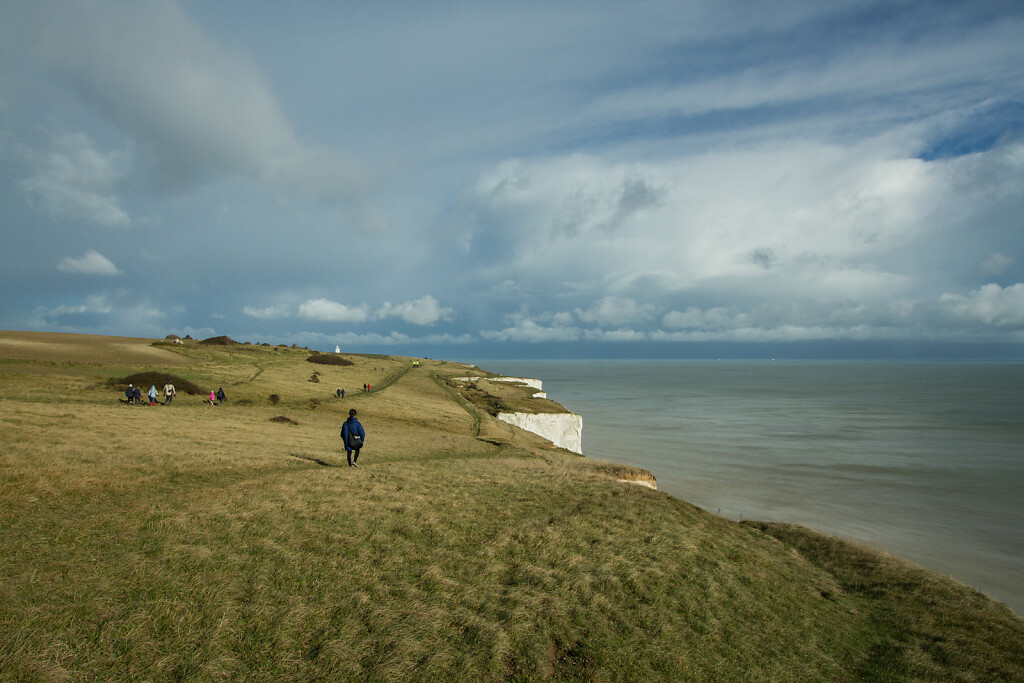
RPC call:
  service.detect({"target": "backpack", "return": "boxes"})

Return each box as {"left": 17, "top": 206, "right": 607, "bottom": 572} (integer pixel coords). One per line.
{"left": 343, "top": 423, "right": 363, "bottom": 449}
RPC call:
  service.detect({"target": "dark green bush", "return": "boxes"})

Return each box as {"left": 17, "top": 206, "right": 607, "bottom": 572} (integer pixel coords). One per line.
{"left": 307, "top": 354, "right": 353, "bottom": 366}
{"left": 108, "top": 373, "right": 203, "bottom": 395}
{"left": 199, "top": 335, "right": 237, "bottom": 346}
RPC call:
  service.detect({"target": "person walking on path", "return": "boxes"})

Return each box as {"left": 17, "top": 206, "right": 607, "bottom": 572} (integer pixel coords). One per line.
{"left": 148, "top": 385, "right": 157, "bottom": 405}
{"left": 134, "top": 386, "right": 142, "bottom": 405}
{"left": 163, "top": 382, "right": 175, "bottom": 405}
{"left": 341, "top": 408, "right": 366, "bottom": 467}
{"left": 125, "top": 384, "right": 134, "bottom": 404}
{"left": 209, "top": 390, "right": 216, "bottom": 406}
{"left": 216, "top": 387, "right": 226, "bottom": 404}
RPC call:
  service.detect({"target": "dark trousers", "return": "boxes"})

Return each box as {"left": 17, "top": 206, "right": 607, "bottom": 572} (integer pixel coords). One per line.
{"left": 347, "top": 448, "right": 361, "bottom": 466}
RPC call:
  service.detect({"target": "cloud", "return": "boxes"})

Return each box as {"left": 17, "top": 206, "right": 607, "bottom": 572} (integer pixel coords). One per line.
{"left": 19, "top": 133, "right": 130, "bottom": 227}
{"left": 982, "top": 252, "right": 1015, "bottom": 275}
{"left": 39, "top": 294, "right": 114, "bottom": 316}
{"left": 937, "top": 283, "right": 1024, "bottom": 328}
{"left": 20, "top": 0, "right": 364, "bottom": 204}
{"left": 57, "top": 249, "right": 120, "bottom": 275}
{"left": 297, "top": 298, "right": 370, "bottom": 323}
{"left": 29, "top": 292, "right": 168, "bottom": 337}
{"left": 377, "top": 295, "right": 455, "bottom": 325}
{"left": 480, "top": 310, "right": 581, "bottom": 343}
{"left": 575, "top": 296, "right": 655, "bottom": 326}
{"left": 243, "top": 304, "right": 290, "bottom": 320}
{"left": 277, "top": 330, "right": 477, "bottom": 349}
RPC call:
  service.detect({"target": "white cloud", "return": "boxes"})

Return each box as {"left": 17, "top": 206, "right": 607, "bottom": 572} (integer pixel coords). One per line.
{"left": 376, "top": 295, "right": 455, "bottom": 325}
{"left": 584, "top": 328, "right": 647, "bottom": 342}
{"left": 21, "top": 0, "right": 364, "bottom": 204}
{"left": 20, "top": 134, "right": 130, "bottom": 227}
{"left": 982, "top": 253, "right": 1015, "bottom": 275}
{"left": 243, "top": 304, "right": 290, "bottom": 320}
{"left": 576, "top": 296, "right": 655, "bottom": 325}
{"left": 464, "top": 133, "right": 1024, "bottom": 318}
{"left": 938, "top": 283, "right": 1024, "bottom": 327}
{"left": 57, "top": 249, "right": 120, "bottom": 275}
{"left": 40, "top": 294, "right": 114, "bottom": 316}
{"left": 480, "top": 310, "right": 581, "bottom": 342}
{"left": 297, "top": 298, "right": 370, "bottom": 323}
{"left": 29, "top": 292, "right": 168, "bottom": 338}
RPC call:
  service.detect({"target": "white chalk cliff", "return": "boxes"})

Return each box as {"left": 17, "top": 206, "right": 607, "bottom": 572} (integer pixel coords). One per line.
{"left": 490, "top": 377, "right": 582, "bottom": 454}
{"left": 498, "top": 410, "right": 583, "bottom": 454}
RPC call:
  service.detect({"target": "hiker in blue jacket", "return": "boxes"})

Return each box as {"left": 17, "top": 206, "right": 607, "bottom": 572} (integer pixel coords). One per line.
{"left": 340, "top": 408, "right": 366, "bottom": 467}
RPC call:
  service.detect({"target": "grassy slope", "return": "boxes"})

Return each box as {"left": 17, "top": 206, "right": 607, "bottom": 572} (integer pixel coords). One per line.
{"left": 1, "top": 332, "right": 1022, "bottom": 681}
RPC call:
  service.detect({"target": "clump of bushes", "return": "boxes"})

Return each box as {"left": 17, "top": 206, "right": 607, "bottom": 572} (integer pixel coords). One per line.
{"left": 199, "top": 335, "right": 237, "bottom": 346}
{"left": 269, "top": 416, "right": 297, "bottom": 425}
{"left": 307, "top": 354, "right": 353, "bottom": 366}
{"left": 269, "top": 394, "right": 281, "bottom": 405}
{"left": 107, "top": 373, "right": 203, "bottom": 395}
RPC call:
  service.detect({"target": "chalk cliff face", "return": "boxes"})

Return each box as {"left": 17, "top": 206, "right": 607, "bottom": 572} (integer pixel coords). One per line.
{"left": 452, "top": 376, "right": 583, "bottom": 454}
{"left": 497, "top": 411, "right": 583, "bottom": 454}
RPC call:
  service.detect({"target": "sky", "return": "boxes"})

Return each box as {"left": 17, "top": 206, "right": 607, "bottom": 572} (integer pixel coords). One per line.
{"left": 2, "top": 0, "right": 1024, "bottom": 360}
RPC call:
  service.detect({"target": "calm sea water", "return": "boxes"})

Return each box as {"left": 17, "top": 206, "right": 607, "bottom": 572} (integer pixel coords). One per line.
{"left": 477, "top": 359, "right": 1024, "bottom": 616}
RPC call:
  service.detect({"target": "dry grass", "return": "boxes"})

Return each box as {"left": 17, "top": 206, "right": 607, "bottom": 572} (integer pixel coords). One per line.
{"left": 1, "top": 332, "right": 1022, "bottom": 681}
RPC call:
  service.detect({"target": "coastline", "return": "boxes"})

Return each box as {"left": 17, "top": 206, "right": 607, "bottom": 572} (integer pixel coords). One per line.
{"left": 479, "top": 358, "right": 1024, "bottom": 618}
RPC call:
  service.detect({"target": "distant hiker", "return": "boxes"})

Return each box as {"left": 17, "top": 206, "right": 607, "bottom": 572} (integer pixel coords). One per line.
{"left": 341, "top": 408, "right": 366, "bottom": 467}
{"left": 148, "top": 385, "right": 157, "bottom": 405}
{"left": 163, "top": 382, "right": 175, "bottom": 405}
{"left": 125, "top": 384, "right": 133, "bottom": 404}
{"left": 216, "top": 387, "right": 226, "bottom": 404}
{"left": 341, "top": 388, "right": 345, "bottom": 399}
{"left": 336, "top": 388, "right": 341, "bottom": 398}
{"left": 134, "top": 386, "right": 142, "bottom": 405}
{"left": 209, "top": 390, "right": 216, "bottom": 405}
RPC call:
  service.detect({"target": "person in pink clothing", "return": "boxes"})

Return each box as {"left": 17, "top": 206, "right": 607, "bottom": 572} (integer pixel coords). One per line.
{"left": 209, "top": 390, "right": 216, "bottom": 405}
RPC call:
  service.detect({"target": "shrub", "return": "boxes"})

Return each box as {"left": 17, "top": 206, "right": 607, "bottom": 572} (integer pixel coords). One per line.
{"left": 269, "top": 416, "right": 297, "bottom": 425}
{"left": 199, "top": 335, "right": 237, "bottom": 346}
{"left": 309, "top": 374, "right": 320, "bottom": 383}
{"left": 269, "top": 394, "right": 281, "bottom": 405}
{"left": 307, "top": 354, "right": 353, "bottom": 366}
{"left": 107, "top": 373, "right": 203, "bottom": 395}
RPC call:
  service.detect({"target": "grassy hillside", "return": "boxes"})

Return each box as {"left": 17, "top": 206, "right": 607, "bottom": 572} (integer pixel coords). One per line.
{"left": 1, "top": 331, "right": 1022, "bottom": 681}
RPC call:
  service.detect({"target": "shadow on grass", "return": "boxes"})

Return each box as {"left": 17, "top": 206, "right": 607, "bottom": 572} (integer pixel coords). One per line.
{"left": 288, "top": 452, "right": 340, "bottom": 467}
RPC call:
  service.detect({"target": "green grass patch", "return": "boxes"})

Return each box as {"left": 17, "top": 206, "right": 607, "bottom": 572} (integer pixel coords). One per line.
{"left": 1, "top": 332, "right": 1022, "bottom": 680}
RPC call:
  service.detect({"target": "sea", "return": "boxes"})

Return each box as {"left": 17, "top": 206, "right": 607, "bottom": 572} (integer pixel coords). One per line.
{"left": 476, "top": 359, "right": 1024, "bottom": 616}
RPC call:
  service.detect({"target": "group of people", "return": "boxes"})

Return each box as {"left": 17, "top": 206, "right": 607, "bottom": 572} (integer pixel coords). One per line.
{"left": 123, "top": 383, "right": 228, "bottom": 406}
{"left": 122, "top": 380, "right": 370, "bottom": 468}
{"left": 124, "top": 383, "right": 176, "bottom": 405}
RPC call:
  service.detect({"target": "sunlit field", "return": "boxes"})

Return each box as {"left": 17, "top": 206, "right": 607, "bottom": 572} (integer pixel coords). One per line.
{"left": 2, "top": 332, "right": 1022, "bottom": 681}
